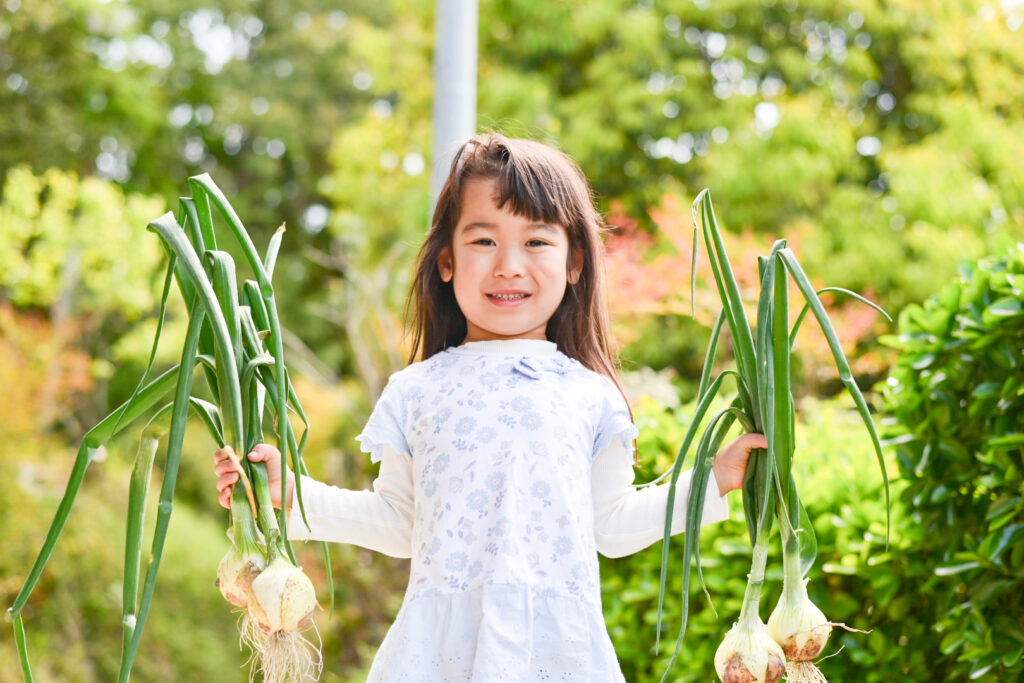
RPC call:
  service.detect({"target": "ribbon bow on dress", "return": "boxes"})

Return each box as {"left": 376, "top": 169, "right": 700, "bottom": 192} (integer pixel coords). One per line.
{"left": 512, "top": 355, "right": 579, "bottom": 380}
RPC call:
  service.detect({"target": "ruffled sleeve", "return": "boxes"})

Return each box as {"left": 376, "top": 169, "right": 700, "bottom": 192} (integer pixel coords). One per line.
{"left": 355, "top": 375, "right": 410, "bottom": 463}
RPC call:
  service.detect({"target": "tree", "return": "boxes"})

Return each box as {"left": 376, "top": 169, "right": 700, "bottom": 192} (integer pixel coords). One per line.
{"left": 6, "top": 0, "right": 1022, "bottom": 327}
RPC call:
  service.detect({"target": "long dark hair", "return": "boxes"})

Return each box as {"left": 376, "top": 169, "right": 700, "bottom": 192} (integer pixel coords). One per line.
{"left": 406, "top": 133, "right": 624, "bottom": 395}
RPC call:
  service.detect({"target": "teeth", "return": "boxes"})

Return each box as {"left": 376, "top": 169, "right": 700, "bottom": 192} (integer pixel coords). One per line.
{"left": 490, "top": 293, "right": 526, "bottom": 300}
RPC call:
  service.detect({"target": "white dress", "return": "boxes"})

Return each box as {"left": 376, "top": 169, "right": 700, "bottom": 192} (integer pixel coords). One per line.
{"left": 287, "top": 339, "right": 729, "bottom": 682}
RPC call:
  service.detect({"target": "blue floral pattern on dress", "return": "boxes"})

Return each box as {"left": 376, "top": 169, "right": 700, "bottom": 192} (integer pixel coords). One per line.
{"left": 520, "top": 411, "right": 544, "bottom": 430}
{"left": 454, "top": 416, "right": 476, "bottom": 435}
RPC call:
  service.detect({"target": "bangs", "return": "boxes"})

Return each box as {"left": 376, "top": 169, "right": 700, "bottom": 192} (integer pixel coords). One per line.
{"left": 492, "top": 152, "right": 584, "bottom": 229}
{"left": 454, "top": 135, "right": 590, "bottom": 231}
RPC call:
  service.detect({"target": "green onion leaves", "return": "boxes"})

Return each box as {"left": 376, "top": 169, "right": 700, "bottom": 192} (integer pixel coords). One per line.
{"left": 7, "top": 175, "right": 329, "bottom": 682}
{"left": 659, "top": 190, "right": 891, "bottom": 680}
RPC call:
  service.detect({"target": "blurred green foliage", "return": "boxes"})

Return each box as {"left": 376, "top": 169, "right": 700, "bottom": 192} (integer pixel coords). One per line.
{"left": 3, "top": 0, "right": 1022, "bottom": 325}
{"left": 0, "top": 167, "right": 163, "bottom": 316}
{"left": 880, "top": 246, "right": 1024, "bottom": 680}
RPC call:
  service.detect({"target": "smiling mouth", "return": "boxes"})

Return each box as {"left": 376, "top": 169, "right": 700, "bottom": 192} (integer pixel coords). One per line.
{"left": 488, "top": 292, "right": 530, "bottom": 301}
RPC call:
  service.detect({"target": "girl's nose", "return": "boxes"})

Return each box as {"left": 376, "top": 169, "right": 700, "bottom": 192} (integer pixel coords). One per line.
{"left": 493, "top": 246, "right": 525, "bottom": 278}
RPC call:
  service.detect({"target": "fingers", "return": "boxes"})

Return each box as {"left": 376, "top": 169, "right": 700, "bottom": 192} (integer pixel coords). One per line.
{"left": 215, "top": 444, "right": 278, "bottom": 465}
{"left": 215, "top": 443, "right": 280, "bottom": 465}
{"left": 214, "top": 446, "right": 241, "bottom": 509}
{"left": 217, "top": 483, "right": 233, "bottom": 509}
{"left": 742, "top": 432, "right": 769, "bottom": 450}
{"left": 213, "top": 443, "right": 282, "bottom": 510}
{"left": 214, "top": 445, "right": 236, "bottom": 464}
{"left": 214, "top": 467, "right": 238, "bottom": 509}
{"left": 214, "top": 447, "right": 242, "bottom": 476}
{"left": 248, "top": 442, "right": 280, "bottom": 462}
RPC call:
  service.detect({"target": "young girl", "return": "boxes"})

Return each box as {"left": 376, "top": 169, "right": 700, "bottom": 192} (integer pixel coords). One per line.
{"left": 214, "top": 133, "right": 766, "bottom": 681}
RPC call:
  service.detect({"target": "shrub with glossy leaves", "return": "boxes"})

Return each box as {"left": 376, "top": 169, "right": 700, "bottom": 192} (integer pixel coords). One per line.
{"left": 881, "top": 245, "right": 1024, "bottom": 680}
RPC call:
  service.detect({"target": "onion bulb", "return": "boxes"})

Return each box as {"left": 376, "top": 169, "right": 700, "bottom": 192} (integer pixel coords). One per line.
{"left": 714, "top": 617, "right": 786, "bottom": 683}
{"left": 215, "top": 544, "right": 265, "bottom": 608}
{"left": 767, "top": 577, "right": 832, "bottom": 682}
{"left": 245, "top": 555, "right": 321, "bottom": 683}
{"left": 767, "top": 577, "right": 831, "bottom": 661}
{"left": 247, "top": 556, "right": 317, "bottom": 634}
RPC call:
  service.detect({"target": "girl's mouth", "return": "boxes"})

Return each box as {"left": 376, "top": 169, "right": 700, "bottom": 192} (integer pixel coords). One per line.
{"left": 487, "top": 292, "right": 530, "bottom": 305}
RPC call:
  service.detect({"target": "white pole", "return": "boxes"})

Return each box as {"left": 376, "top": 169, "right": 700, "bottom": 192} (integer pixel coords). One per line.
{"left": 431, "top": 0, "right": 478, "bottom": 205}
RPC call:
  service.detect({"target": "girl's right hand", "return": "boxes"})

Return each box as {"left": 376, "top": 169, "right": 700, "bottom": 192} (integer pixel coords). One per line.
{"left": 213, "top": 443, "right": 294, "bottom": 512}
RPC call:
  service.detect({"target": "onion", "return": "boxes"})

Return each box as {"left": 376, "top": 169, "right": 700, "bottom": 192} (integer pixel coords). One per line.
{"left": 245, "top": 555, "right": 321, "bottom": 683}
{"left": 767, "top": 577, "right": 831, "bottom": 661}
{"left": 247, "top": 556, "right": 317, "bottom": 634}
{"left": 767, "top": 575, "right": 832, "bottom": 683}
{"left": 240, "top": 460, "right": 322, "bottom": 682}
{"left": 714, "top": 617, "right": 786, "bottom": 683}
{"left": 215, "top": 545, "right": 265, "bottom": 608}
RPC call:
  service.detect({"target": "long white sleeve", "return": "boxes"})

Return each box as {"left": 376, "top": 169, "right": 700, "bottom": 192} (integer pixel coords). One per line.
{"left": 592, "top": 441, "right": 731, "bottom": 558}
{"left": 285, "top": 445, "right": 414, "bottom": 558}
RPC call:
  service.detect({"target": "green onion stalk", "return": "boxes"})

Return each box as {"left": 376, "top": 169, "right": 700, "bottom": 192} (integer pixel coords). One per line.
{"left": 714, "top": 541, "right": 786, "bottom": 683}
{"left": 656, "top": 190, "right": 891, "bottom": 683}
{"left": 6, "top": 174, "right": 331, "bottom": 683}
{"left": 215, "top": 484, "right": 268, "bottom": 663}
{"left": 217, "top": 487, "right": 266, "bottom": 609}
{"left": 766, "top": 524, "right": 832, "bottom": 683}
{"left": 217, "top": 359, "right": 266, "bottom": 616}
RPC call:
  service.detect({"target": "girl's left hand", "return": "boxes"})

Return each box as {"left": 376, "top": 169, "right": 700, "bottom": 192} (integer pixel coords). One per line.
{"left": 712, "top": 433, "right": 768, "bottom": 496}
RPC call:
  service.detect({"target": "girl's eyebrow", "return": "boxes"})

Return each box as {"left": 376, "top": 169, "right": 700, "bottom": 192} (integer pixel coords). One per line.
{"left": 459, "top": 222, "right": 496, "bottom": 233}
{"left": 528, "top": 222, "right": 560, "bottom": 233}
{"left": 458, "top": 221, "right": 559, "bottom": 234}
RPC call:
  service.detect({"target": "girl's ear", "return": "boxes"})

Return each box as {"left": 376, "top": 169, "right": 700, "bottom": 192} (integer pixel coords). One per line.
{"left": 567, "top": 247, "right": 584, "bottom": 285}
{"left": 438, "top": 246, "right": 454, "bottom": 282}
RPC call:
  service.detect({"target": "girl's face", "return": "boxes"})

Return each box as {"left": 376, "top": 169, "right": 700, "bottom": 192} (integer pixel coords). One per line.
{"left": 438, "top": 177, "right": 581, "bottom": 343}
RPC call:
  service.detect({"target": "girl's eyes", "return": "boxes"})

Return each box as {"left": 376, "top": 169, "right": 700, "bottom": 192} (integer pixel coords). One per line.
{"left": 469, "top": 238, "right": 551, "bottom": 247}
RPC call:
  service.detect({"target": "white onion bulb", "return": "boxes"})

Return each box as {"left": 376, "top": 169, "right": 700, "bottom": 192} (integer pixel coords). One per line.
{"left": 247, "top": 556, "right": 317, "bottom": 633}
{"left": 215, "top": 547, "right": 265, "bottom": 608}
{"left": 767, "top": 578, "right": 831, "bottom": 661}
{"left": 714, "top": 617, "right": 786, "bottom": 683}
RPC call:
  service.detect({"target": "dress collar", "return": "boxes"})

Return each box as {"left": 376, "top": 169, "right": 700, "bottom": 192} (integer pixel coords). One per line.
{"left": 450, "top": 339, "right": 560, "bottom": 357}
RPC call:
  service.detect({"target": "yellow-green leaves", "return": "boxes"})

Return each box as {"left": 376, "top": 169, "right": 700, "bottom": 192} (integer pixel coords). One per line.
{"left": 0, "top": 166, "right": 164, "bottom": 318}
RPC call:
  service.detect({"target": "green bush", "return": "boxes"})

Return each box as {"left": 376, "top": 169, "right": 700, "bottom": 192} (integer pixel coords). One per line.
{"left": 880, "top": 245, "right": 1024, "bottom": 680}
